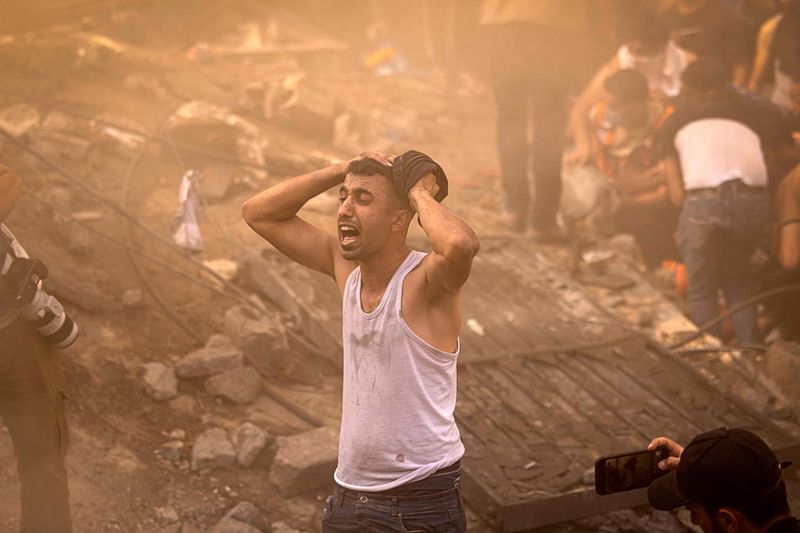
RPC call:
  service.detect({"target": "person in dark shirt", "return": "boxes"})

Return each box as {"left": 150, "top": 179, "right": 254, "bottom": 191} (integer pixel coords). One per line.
{"left": 648, "top": 427, "right": 800, "bottom": 533}
{"left": 662, "top": 0, "right": 756, "bottom": 86}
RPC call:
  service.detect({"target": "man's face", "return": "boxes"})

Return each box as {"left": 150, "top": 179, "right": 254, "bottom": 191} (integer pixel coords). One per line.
{"left": 336, "top": 173, "right": 404, "bottom": 261}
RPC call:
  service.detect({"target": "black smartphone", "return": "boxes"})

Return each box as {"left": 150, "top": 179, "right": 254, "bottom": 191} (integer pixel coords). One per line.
{"left": 594, "top": 446, "right": 669, "bottom": 495}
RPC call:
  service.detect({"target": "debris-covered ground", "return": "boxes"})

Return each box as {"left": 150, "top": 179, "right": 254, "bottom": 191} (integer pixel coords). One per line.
{"left": 1, "top": 3, "right": 798, "bottom": 532}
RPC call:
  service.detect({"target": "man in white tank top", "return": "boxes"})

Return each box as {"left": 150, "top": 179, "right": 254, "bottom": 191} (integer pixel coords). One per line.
{"left": 243, "top": 150, "right": 479, "bottom": 532}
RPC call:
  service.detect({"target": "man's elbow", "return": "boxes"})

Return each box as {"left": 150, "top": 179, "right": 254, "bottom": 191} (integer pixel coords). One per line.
{"left": 443, "top": 233, "right": 479, "bottom": 263}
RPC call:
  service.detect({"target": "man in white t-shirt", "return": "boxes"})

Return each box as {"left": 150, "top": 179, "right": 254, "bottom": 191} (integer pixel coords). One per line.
{"left": 657, "top": 58, "right": 795, "bottom": 343}
{"left": 243, "top": 150, "right": 478, "bottom": 532}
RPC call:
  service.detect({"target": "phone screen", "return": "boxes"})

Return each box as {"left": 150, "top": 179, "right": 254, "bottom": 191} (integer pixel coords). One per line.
{"left": 594, "top": 446, "right": 669, "bottom": 495}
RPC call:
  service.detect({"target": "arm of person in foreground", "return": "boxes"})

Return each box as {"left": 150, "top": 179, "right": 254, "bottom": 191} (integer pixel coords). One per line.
{"left": 242, "top": 158, "right": 356, "bottom": 285}
{"left": 648, "top": 436, "right": 684, "bottom": 471}
{"left": 0, "top": 165, "right": 22, "bottom": 223}
{"left": 409, "top": 174, "right": 480, "bottom": 294}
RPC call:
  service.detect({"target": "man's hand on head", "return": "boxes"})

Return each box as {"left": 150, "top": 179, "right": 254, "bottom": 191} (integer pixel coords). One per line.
{"left": 648, "top": 436, "right": 684, "bottom": 471}
{"left": 408, "top": 173, "right": 439, "bottom": 211}
{"left": 0, "top": 165, "right": 22, "bottom": 223}
{"left": 355, "top": 151, "right": 394, "bottom": 167}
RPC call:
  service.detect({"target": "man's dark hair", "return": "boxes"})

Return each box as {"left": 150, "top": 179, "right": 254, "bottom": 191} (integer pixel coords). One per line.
{"left": 604, "top": 69, "right": 649, "bottom": 102}
{"left": 682, "top": 57, "right": 731, "bottom": 92}
{"left": 347, "top": 157, "right": 392, "bottom": 180}
{"left": 700, "top": 481, "right": 791, "bottom": 527}
{"left": 617, "top": 7, "right": 669, "bottom": 48}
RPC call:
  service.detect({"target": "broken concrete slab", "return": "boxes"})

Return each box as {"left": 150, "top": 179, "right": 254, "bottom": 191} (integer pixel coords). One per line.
{"left": 224, "top": 304, "right": 288, "bottom": 363}
{"left": 268, "top": 425, "right": 338, "bottom": 497}
{"left": 142, "top": 362, "right": 179, "bottom": 401}
{"left": 223, "top": 501, "right": 270, "bottom": 531}
{"left": 204, "top": 366, "right": 263, "bottom": 404}
{"left": 175, "top": 334, "right": 243, "bottom": 378}
{"left": 191, "top": 428, "right": 236, "bottom": 471}
{"left": 208, "top": 517, "right": 261, "bottom": 533}
{"left": 231, "top": 422, "right": 272, "bottom": 467}
{"left": 240, "top": 251, "right": 341, "bottom": 366}
{"left": 168, "top": 395, "right": 198, "bottom": 417}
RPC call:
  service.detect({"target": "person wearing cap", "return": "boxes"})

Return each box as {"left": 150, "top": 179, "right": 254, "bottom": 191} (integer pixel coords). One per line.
{"left": 657, "top": 57, "right": 796, "bottom": 343}
{"left": 243, "top": 150, "right": 478, "bottom": 532}
{"left": 647, "top": 427, "right": 799, "bottom": 532}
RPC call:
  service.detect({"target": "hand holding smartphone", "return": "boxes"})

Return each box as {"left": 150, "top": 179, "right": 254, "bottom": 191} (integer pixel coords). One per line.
{"left": 594, "top": 445, "right": 670, "bottom": 495}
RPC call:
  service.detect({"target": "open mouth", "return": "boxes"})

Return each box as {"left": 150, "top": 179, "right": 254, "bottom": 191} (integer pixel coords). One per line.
{"left": 338, "top": 222, "right": 361, "bottom": 248}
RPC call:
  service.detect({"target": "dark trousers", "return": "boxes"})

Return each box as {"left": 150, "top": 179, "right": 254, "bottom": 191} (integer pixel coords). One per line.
{"left": 613, "top": 198, "right": 680, "bottom": 269}
{"left": 0, "top": 318, "right": 71, "bottom": 532}
{"left": 322, "top": 462, "right": 466, "bottom": 532}
{"left": 486, "top": 23, "right": 575, "bottom": 229}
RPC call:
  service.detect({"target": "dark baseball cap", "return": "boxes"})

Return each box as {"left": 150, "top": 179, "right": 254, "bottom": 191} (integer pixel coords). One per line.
{"left": 648, "top": 427, "right": 792, "bottom": 510}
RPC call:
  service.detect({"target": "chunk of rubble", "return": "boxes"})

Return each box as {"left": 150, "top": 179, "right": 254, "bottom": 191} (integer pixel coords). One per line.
{"left": 168, "top": 394, "right": 197, "bottom": 416}
{"left": 231, "top": 422, "right": 272, "bottom": 467}
{"left": 224, "top": 304, "right": 288, "bottom": 362}
{"left": 176, "top": 334, "right": 243, "bottom": 378}
{"left": 209, "top": 517, "right": 262, "bottom": 533}
{"left": 223, "top": 501, "right": 270, "bottom": 531}
{"left": 270, "top": 522, "right": 301, "bottom": 533}
{"left": 0, "top": 103, "right": 40, "bottom": 137}
{"left": 142, "top": 362, "right": 179, "bottom": 401}
{"left": 204, "top": 367, "right": 263, "bottom": 404}
{"left": 191, "top": 428, "right": 236, "bottom": 471}
{"left": 268, "top": 426, "right": 338, "bottom": 496}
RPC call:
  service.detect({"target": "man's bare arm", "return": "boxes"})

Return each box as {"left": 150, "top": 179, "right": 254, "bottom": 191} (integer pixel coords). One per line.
{"left": 242, "top": 161, "right": 349, "bottom": 280}
{"left": 0, "top": 165, "right": 22, "bottom": 222}
{"left": 409, "top": 174, "right": 479, "bottom": 294}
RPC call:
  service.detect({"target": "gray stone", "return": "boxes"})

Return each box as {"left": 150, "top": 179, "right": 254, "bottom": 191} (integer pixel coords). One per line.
{"left": 191, "top": 428, "right": 236, "bottom": 471}
{"left": 142, "top": 363, "right": 178, "bottom": 401}
{"left": 209, "top": 517, "right": 262, "bottom": 533}
{"left": 168, "top": 395, "right": 198, "bottom": 416}
{"left": 175, "top": 334, "right": 243, "bottom": 378}
{"left": 223, "top": 501, "right": 269, "bottom": 531}
{"left": 224, "top": 305, "right": 288, "bottom": 365}
{"left": 232, "top": 423, "right": 271, "bottom": 467}
{"left": 268, "top": 426, "right": 339, "bottom": 496}
{"left": 204, "top": 367, "right": 262, "bottom": 404}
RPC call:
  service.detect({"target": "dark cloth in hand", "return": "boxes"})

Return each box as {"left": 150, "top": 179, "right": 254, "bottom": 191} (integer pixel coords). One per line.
{"left": 392, "top": 150, "right": 448, "bottom": 202}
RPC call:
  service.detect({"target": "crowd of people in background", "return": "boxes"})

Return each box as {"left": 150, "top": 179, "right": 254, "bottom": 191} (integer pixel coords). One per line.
{"left": 480, "top": 0, "right": 800, "bottom": 345}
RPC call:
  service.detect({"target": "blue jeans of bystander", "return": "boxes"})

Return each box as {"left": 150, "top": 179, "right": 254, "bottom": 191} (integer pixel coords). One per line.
{"left": 677, "top": 182, "right": 769, "bottom": 343}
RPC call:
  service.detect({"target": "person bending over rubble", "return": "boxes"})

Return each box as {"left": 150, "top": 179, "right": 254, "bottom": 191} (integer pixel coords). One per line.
{"left": 243, "top": 150, "right": 478, "bottom": 532}
{"left": 0, "top": 165, "right": 72, "bottom": 532}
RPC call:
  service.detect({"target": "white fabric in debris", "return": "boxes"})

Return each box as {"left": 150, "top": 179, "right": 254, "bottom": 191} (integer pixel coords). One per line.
{"left": 172, "top": 171, "right": 204, "bottom": 253}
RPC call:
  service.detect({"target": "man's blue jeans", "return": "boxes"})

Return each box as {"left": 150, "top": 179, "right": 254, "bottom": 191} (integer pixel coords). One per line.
{"left": 677, "top": 182, "right": 769, "bottom": 343}
{"left": 321, "top": 464, "right": 466, "bottom": 532}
